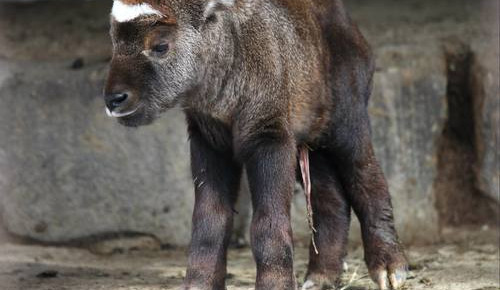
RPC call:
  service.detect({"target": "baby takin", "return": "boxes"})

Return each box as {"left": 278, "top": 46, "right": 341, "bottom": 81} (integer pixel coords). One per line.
{"left": 103, "top": 0, "right": 408, "bottom": 289}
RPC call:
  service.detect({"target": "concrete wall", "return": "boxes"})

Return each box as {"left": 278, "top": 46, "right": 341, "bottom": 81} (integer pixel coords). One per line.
{"left": 0, "top": 0, "right": 498, "bottom": 247}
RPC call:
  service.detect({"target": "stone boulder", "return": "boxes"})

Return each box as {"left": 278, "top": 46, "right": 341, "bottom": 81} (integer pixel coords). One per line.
{"left": 0, "top": 0, "right": 497, "bottom": 247}
{"left": 0, "top": 60, "right": 194, "bottom": 245}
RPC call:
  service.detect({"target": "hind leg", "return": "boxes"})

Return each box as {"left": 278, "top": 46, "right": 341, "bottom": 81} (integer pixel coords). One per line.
{"left": 301, "top": 150, "right": 351, "bottom": 290}
{"left": 329, "top": 121, "right": 408, "bottom": 290}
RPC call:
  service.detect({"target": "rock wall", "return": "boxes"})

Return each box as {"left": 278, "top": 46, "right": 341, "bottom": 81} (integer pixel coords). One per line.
{"left": 0, "top": 0, "right": 498, "bottom": 246}
{"left": 474, "top": 0, "right": 500, "bottom": 204}
{"left": 0, "top": 1, "right": 194, "bottom": 245}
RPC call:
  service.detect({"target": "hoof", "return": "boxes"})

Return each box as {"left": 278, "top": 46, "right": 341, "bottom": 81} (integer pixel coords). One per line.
{"left": 364, "top": 233, "right": 408, "bottom": 290}
{"left": 342, "top": 261, "right": 349, "bottom": 272}
{"left": 301, "top": 275, "right": 338, "bottom": 290}
{"left": 370, "top": 263, "right": 408, "bottom": 290}
{"left": 301, "top": 280, "right": 317, "bottom": 290}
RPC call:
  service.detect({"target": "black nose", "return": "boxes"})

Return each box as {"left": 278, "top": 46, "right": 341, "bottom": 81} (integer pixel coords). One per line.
{"left": 104, "top": 93, "right": 128, "bottom": 111}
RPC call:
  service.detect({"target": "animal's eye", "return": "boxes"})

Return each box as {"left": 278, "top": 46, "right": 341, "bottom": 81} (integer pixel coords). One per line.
{"left": 152, "top": 43, "right": 169, "bottom": 54}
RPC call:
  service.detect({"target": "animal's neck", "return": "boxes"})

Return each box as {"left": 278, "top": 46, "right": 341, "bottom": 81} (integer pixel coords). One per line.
{"left": 183, "top": 22, "right": 240, "bottom": 123}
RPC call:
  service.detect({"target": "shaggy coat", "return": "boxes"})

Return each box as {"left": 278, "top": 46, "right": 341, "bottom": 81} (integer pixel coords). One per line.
{"left": 104, "top": 0, "right": 408, "bottom": 289}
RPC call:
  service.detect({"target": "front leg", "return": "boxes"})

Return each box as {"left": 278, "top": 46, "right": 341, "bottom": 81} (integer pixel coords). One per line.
{"left": 184, "top": 124, "right": 241, "bottom": 290}
{"left": 237, "top": 132, "right": 297, "bottom": 290}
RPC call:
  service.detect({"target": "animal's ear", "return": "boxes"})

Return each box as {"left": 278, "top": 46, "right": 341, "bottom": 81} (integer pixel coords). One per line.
{"left": 204, "top": 0, "right": 235, "bottom": 19}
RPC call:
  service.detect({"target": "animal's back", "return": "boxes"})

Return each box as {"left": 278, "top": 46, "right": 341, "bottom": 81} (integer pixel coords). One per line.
{"left": 233, "top": 0, "right": 332, "bottom": 142}
{"left": 312, "top": 0, "right": 376, "bottom": 149}
{"left": 211, "top": 0, "right": 374, "bottom": 144}
{"left": 314, "top": 0, "right": 375, "bottom": 108}
{"left": 258, "top": 0, "right": 375, "bottom": 143}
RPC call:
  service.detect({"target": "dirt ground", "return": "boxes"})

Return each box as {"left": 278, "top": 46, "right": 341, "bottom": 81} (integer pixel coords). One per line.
{"left": 0, "top": 228, "right": 498, "bottom": 290}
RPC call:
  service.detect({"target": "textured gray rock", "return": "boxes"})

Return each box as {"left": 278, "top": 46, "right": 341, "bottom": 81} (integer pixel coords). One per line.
{"left": 473, "top": 0, "right": 499, "bottom": 203}
{"left": 0, "top": 60, "right": 194, "bottom": 245}
{"left": 0, "top": 0, "right": 497, "bottom": 246}
{"left": 0, "top": 1, "right": 112, "bottom": 61}
{"left": 368, "top": 46, "right": 446, "bottom": 243}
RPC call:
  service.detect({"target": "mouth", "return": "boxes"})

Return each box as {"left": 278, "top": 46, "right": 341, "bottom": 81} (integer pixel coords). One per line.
{"left": 105, "top": 106, "right": 139, "bottom": 118}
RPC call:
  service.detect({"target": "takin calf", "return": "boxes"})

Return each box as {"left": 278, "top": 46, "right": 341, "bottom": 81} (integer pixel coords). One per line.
{"left": 103, "top": 0, "right": 408, "bottom": 289}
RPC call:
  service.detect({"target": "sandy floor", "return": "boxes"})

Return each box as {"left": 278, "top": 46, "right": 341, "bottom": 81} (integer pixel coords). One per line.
{"left": 0, "top": 229, "right": 498, "bottom": 290}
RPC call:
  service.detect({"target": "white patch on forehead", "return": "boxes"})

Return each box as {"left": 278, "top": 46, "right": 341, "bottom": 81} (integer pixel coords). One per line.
{"left": 111, "top": 0, "right": 164, "bottom": 23}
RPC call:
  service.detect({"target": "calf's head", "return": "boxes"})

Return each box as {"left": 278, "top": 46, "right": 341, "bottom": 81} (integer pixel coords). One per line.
{"left": 104, "top": 0, "right": 235, "bottom": 126}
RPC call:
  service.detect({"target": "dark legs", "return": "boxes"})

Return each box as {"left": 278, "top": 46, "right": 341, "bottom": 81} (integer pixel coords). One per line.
{"left": 183, "top": 112, "right": 406, "bottom": 290}
{"left": 302, "top": 150, "right": 351, "bottom": 289}
{"left": 244, "top": 138, "right": 297, "bottom": 290}
{"left": 184, "top": 127, "right": 241, "bottom": 290}
{"left": 330, "top": 123, "right": 408, "bottom": 290}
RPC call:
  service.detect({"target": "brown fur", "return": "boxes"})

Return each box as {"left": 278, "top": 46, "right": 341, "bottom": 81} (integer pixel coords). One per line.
{"left": 104, "top": 0, "right": 408, "bottom": 289}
